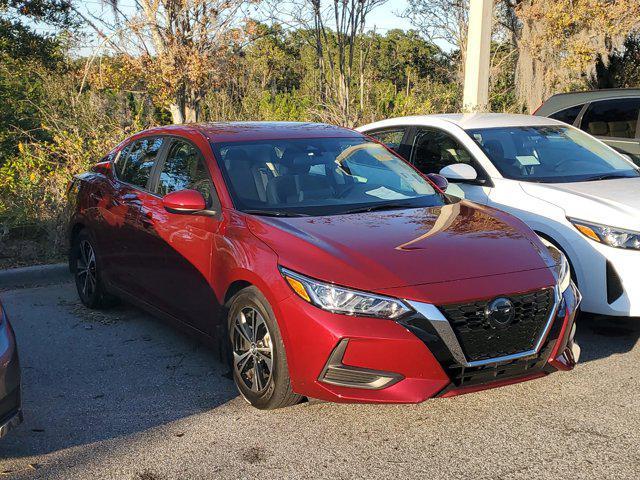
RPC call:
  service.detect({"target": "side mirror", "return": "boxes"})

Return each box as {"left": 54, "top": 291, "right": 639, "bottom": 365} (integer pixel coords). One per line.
{"left": 439, "top": 163, "right": 478, "bottom": 181}
{"left": 426, "top": 173, "right": 449, "bottom": 192}
{"left": 163, "top": 189, "right": 206, "bottom": 214}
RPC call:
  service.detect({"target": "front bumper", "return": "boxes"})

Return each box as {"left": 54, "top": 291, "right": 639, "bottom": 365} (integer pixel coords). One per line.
{"left": 276, "top": 281, "right": 580, "bottom": 404}
{"left": 587, "top": 241, "right": 640, "bottom": 316}
{"left": 0, "top": 305, "right": 22, "bottom": 438}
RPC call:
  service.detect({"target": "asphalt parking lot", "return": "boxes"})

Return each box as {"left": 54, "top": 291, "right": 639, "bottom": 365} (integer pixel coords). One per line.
{"left": 0, "top": 280, "right": 638, "bottom": 480}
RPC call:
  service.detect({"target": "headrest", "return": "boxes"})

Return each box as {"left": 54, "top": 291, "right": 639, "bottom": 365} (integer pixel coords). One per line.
{"left": 281, "top": 150, "right": 314, "bottom": 174}
{"left": 484, "top": 139, "right": 504, "bottom": 160}
{"left": 608, "top": 121, "right": 629, "bottom": 137}
{"left": 588, "top": 121, "right": 608, "bottom": 136}
{"left": 225, "top": 147, "right": 251, "bottom": 165}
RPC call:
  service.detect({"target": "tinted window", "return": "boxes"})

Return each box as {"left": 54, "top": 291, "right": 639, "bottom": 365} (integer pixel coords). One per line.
{"left": 549, "top": 104, "right": 584, "bottom": 125}
{"left": 368, "top": 129, "right": 406, "bottom": 151}
{"left": 411, "top": 128, "right": 479, "bottom": 178}
{"left": 156, "top": 141, "right": 213, "bottom": 206}
{"left": 212, "top": 137, "right": 446, "bottom": 216}
{"left": 467, "top": 125, "right": 639, "bottom": 183}
{"left": 115, "top": 137, "right": 164, "bottom": 188}
{"left": 580, "top": 98, "right": 640, "bottom": 139}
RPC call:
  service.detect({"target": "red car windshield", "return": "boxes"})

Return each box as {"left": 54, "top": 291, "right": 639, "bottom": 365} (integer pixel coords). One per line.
{"left": 212, "top": 137, "right": 447, "bottom": 216}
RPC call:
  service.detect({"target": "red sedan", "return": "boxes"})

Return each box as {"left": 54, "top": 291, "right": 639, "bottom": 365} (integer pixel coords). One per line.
{"left": 68, "top": 122, "right": 580, "bottom": 409}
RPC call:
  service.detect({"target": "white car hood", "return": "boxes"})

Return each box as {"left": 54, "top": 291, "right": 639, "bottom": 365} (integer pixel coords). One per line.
{"left": 520, "top": 177, "right": 640, "bottom": 230}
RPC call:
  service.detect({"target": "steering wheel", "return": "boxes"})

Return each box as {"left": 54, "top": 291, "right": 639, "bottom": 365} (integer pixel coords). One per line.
{"left": 336, "top": 183, "right": 357, "bottom": 199}
{"left": 553, "top": 158, "right": 578, "bottom": 173}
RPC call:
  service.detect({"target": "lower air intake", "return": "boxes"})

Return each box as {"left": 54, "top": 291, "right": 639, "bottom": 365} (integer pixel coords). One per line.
{"left": 319, "top": 339, "right": 403, "bottom": 390}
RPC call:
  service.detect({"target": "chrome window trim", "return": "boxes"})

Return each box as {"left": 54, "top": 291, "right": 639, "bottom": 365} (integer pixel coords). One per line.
{"left": 405, "top": 286, "right": 561, "bottom": 368}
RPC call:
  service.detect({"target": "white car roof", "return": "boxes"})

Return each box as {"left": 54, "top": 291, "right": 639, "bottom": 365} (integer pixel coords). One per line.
{"left": 359, "top": 113, "right": 565, "bottom": 131}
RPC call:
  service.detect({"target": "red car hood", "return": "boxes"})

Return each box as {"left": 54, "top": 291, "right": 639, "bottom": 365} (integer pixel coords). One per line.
{"left": 246, "top": 201, "right": 552, "bottom": 292}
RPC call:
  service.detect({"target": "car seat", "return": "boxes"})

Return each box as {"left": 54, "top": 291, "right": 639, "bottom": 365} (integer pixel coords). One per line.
{"left": 266, "top": 151, "right": 334, "bottom": 205}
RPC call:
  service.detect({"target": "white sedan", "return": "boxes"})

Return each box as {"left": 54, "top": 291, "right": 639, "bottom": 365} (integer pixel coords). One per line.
{"left": 358, "top": 114, "right": 640, "bottom": 317}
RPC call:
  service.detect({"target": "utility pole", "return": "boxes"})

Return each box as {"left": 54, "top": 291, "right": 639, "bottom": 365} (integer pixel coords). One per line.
{"left": 463, "top": 0, "right": 493, "bottom": 112}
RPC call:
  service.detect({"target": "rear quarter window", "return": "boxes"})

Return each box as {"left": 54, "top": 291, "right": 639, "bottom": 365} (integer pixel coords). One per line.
{"left": 368, "top": 129, "right": 406, "bottom": 152}
{"left": 549, "top": 104, "right": 584, "bottom": 125}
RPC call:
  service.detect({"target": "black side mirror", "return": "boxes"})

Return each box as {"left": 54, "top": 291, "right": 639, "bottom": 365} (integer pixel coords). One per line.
{"left": 425, "top": 173, "right": 449, "bottom": 192}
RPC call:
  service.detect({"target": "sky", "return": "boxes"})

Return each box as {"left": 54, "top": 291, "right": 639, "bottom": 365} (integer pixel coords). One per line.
{"left": 30, "top": 1, "right": 416, "bottom": 56}
{"left": 368, "top": 1, "right": 414, "bottom": 32}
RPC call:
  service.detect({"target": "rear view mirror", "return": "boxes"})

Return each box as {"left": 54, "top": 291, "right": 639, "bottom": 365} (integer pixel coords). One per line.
{"left": 440, "top": 164, "right": 478, "bottom": 181}
{"left": 163, "top": 189, "right": 206, "bottom": 214}
{"left": 425, "top": 173, "right": 449, "bottom": 192}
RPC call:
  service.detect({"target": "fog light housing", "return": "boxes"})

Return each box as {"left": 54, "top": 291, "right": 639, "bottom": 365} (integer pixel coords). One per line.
{"left": 319, "top": 339, "right": 403, "bottom": 390}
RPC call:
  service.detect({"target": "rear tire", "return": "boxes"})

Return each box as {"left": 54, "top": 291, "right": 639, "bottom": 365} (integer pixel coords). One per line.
{"left": 71, "top": 229, "right": 117, "bottom": 309}
{"left": 227, "top": 286, "right": 302, "bottom": 410}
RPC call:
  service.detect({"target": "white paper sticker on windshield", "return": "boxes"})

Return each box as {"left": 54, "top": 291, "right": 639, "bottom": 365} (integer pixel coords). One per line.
{"left": 365, "top": 187, "right": 411, "bottom": 200}
{"left": 516, "top": 155, "right": 540, "bottom": 166}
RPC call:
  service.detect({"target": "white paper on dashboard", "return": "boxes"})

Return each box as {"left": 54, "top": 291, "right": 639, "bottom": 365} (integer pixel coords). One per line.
{"left": 365, "top": 187, "right": 411, "bottom": 200}
{"left": 516, "top": 155, "right": 540, "bottom": 166}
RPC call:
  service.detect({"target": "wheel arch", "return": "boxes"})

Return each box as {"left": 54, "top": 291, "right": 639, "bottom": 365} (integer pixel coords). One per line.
{"left": 68, "top": 222, "right": 87, "bottom": 273}
{"left": 223, "top": 280, "right": 253, "bottom": 305}
{"left": 534, "top": 229, "right": 579, "bottom": 287}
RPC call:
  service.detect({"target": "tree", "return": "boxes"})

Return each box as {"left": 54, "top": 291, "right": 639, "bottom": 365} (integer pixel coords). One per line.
{"left": 0, "top": 0, "right": 75, "bottom": 161}
{"left": 401, "top": 1, "right": 519, "bottom": 83}
{"left": 82, "top": 1, "right": 251, "bottom": 124}
{"left": 592, "top": 35, "right": 640, "bottom": 89}
{"left": 514, "top": 0, "right": 640, "bottom": 111}
{"left": 270, "top": 0, "right": 389, "bottom": 126}
{"left": 402, "top": 0, "right": 468, "bottom": 65}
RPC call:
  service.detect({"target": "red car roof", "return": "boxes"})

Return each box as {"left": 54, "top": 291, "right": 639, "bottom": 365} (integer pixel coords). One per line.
{"left": 145, "top": 122, "right": 363, "bottom": 143}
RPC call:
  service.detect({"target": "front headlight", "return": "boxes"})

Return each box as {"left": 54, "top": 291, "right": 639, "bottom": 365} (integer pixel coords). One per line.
{"left": 539, "top": 238, "right": 571, "bottom": 292}
{"left": 280, "top": 267, "right": 412, "bottom": 319}
{"left": 570, "top": 218, "right": 640, "bottom": 250}
{"left": 555, "top": 251, "right": 571, "bottom": 293}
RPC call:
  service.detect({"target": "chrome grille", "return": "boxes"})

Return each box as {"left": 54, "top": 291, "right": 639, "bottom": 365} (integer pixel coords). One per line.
{"left": 438, "top": 288, "right": 555, "bottom": 362}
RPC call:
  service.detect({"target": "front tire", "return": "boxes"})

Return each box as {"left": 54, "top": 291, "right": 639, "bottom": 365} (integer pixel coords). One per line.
{"left": 71, "top": 229, "right": 116, "bottom": 309}
{"left": 227, "top": 286, "right": 302, "bottom": 410}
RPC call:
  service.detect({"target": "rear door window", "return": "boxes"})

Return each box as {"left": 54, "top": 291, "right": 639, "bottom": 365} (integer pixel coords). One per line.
{"left": 115, "top": 137, "right": 165, "bottom": 189}
{"left": 549, "top": 104, "right": 584, "bottom": 125}
{"left": 367, "top": 128, "right": 407, "bottom": 152}
{"left": 580, "top": 98, "right": 640, "bottom": 139}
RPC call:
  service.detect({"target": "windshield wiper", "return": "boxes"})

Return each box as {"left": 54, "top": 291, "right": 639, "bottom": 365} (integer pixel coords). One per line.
{"left": 342, "top": 201, "right": 418, "bottom": 215}
{"left": 583, "top": 173, "right": 635, "bottom": 182}
{"left": 242, "top": 209, "right": 310, "bottom": 218}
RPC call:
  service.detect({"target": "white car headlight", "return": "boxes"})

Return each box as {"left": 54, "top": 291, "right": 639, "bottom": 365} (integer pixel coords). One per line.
{"left": 280, "top": 267, "right": 412, "bottom": 319}
{"left": 539, "top": 238, "right": 571, "bottom": 293}
{"left": 570, "top": 218, "right": 640, "bottom": 250}
{"left": 555, "top": 251, "right": 571, "bottom": 293}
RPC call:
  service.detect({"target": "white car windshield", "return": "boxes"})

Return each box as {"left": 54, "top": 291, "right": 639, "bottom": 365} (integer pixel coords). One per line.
{"left": 467, "top": 125, "right": 640, "bottom": 183}
{"left": 212, "top": 137, "right": 447, "bottom": 217}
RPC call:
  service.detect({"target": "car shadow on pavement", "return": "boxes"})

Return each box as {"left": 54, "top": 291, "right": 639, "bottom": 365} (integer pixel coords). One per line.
{"left": 0, "top": 283, "right": 238, "bottom": 460}
{"left": 575, "top": 313, "right": 640, "bottom": 363}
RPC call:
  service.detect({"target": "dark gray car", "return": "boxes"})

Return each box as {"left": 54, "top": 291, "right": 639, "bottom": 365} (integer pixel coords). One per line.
{"left": 534, "top": 88, "right": 640, "bottom": 164}
{"left": 0, "top": 300, "right": 21, "bottom": 438}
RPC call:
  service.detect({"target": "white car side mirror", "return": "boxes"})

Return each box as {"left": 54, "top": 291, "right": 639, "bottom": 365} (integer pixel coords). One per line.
{"left": 439, "top": 163, "right": 478, "bottom": 181}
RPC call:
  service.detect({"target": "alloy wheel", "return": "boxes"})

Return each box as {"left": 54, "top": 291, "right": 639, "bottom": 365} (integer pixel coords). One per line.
{"left": 231, "top": 307, "right": 274, "bottom": 393}
{"left": 76, "top": 240, "right": 97, "bottom": 298}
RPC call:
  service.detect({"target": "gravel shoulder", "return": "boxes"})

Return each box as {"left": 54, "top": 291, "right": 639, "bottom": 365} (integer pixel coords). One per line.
{"left": 0, "top": 282, "right": 638, "bottom": 480}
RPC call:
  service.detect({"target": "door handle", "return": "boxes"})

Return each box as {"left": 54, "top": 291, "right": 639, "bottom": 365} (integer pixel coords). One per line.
{"left": 140, "top": 209, "right": 154, "bottom": 228}
{"left": 89, "top": 190, "right": 103, "bottom": 202}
